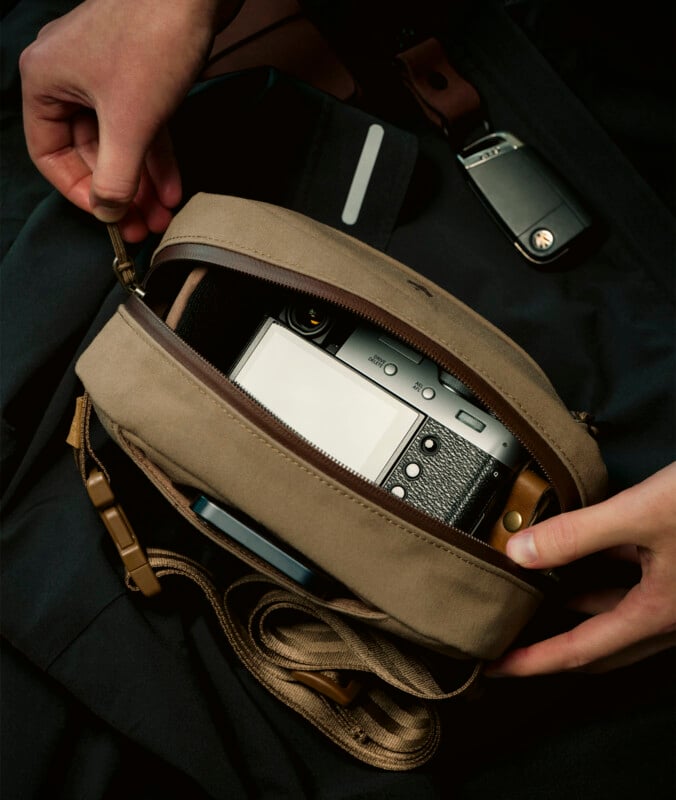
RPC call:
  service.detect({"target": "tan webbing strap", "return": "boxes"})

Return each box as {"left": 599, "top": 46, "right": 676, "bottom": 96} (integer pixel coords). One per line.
{"left": 67, "top": 392, "right": 109, "bottom": 486}
{"left": 135, "top": 549, "right": 481, "bottom": 771}
{"left": 67, "top": 388, "right": 479, "bottom": 767}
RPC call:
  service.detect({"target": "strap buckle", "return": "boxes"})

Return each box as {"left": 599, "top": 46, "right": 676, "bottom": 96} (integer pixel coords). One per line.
{"left": 290, "top": 670, "right": 361, "bottom": 706}
{"left": 86, "top": 469, "right": 161, "bottom": 597}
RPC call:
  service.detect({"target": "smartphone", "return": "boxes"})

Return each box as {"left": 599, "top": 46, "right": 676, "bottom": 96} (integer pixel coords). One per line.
{"left": 457, "top": 131, "right": 593, "bottom": 263}
{"left": 191, "top": 495, "right": 340, "bottom": 596}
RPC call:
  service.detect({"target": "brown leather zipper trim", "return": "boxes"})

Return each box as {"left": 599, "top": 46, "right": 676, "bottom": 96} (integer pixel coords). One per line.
{"left": 124, "top": 293, "right": 552, "bottom": 590}
{"left": 149, "top": 242, "right": 582, "bottom": 511}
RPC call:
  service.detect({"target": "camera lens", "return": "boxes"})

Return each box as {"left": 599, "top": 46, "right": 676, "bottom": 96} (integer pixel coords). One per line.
{"left": 288, "top": 304, "right": 331, "bottom": 337}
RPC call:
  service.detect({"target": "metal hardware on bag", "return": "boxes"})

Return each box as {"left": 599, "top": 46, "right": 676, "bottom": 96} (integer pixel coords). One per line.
{"left": 290, "top": 670, "right": 362, "bottom": 706}
{"left": 86, "top": 468, "right": 161, "bottom": 597}
{"left": 571, "top": 410, "right": 600, "bottom": 439}
{"left": 107, "top": 224, "right": 145, "bottom": 297}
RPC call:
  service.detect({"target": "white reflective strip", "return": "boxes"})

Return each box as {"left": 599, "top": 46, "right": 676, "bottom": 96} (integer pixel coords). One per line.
{"left": 341, "top": 124, "right": 385, "bottom": 225}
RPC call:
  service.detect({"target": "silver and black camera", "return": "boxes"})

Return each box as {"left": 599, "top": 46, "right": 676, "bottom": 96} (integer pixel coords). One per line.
{"left": 230, "top": 303, "right": 525, "bottom": 536}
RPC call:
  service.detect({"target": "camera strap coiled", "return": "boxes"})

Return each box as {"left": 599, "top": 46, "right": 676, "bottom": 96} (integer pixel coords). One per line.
{"left": 127, "top": 549, "right": 481, "bottom": 771}
{"left": 67, "top": 392, "right": 480, "bottom": 770}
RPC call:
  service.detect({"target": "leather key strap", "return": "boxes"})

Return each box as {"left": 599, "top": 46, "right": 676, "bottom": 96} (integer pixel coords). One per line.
{"left": 395, "top": 37, "right": 486, "bottom": 145}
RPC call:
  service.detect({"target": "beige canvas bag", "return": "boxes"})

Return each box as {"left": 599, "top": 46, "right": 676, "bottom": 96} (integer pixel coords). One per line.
{"left": 72, "top": 193, "right": 607, "bottom": 769}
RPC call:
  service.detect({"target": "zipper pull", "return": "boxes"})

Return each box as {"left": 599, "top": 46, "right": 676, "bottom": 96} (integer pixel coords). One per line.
{"left": 107, "top": 223, "right": 145, "bottom": 298}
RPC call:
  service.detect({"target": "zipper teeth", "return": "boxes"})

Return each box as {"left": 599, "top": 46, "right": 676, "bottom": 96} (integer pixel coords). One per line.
{"left": 155, "top": 310, "right": 502, "bottom": 555}
{"left": 294, "top": 289, "right": 558, "bottom": 492}
{"left": 177, "top": 321, "right": 383, "bottom": 487}
{"left": 215, "top": 263, "right": 557, "bottom": 494}
{"left": 143, "top": 246, "right": 564, "bottom": 559}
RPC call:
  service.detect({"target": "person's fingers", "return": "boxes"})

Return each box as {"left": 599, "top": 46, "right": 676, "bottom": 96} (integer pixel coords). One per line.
{"left": 486, "top": 583, "right": 676, "bottom": 675}
{"left": 89, "top": 103, "right": 155, "bottom": 223}
{"left": 21, "top": 95, "right": 93, "bottom": 210}
{"left": 114, "top": 204, "right": 151, "bottom": 244}
{"left": 20, "top": 0, "right": 226, "bottom": 233}
{"left": 487, "top": 626, "right": 676, "bottom": 676}
{"left": 145, "top": 126, "right": 182, "bottom": 211}
{"left": 19, "top": 38, "right": 94, "bottom": 206}
{"left": 506, "top": 505, "right": 624, "bottom": 568}
{"left": 604, "top": 544, "right": 641, "bottom": 564}
{"left": 27, "top": 110, "right": 175, "bottom": 239}
{"left": 577, "top": 632, "right": 676, "bottom": 674}
{"left": 506, "top": 462, "right": 676, "bottom": 569}
{"left": 566, "top": 587, "right": 630, "bottom": 616}
{"left": 131, "top": 166, "right": 174, "bottom": 234}
{"left": 27, "top": 107, "right": 172, "bottom": 241}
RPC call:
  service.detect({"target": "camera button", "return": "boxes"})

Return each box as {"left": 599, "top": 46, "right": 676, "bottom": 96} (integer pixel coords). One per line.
{"left": 421, "top": 387, "right": 436, "bottom": 400}
{"left": 405, "top": 462, "right": 421, "bottom": 479}
{"left": 383, "top": 363, "right": 398, "bottom": 376}
{"left": 456, "top": 410, "right": 486, "bottom": 433}
{"left": 422, "top": 437, "right": 438, "bottom": 453}
{"left": 391, "top": 485, "right": 406, "bottom": 499}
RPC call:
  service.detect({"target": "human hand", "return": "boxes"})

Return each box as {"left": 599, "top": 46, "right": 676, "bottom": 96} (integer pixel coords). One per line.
{"left": 486, "top": 462, "right": 676, "bottom": 676}
{"left": 19, "top": 0, "right": 240, "bottom": 242}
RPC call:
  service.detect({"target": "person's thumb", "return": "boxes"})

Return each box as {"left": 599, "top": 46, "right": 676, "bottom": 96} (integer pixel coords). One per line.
{"left": 505, "top": 504, "right": 621, "bottom": 569}
{"left": 89, "top": 111, "right": 150, "bottom": 223}
{"left": 506, "top": 463, "right": 676, "bottom": 570}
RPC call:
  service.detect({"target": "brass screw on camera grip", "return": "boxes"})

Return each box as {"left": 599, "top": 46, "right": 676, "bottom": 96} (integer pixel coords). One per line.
{"left": 502, "top": 510, "right": 524, "bottom": 532}
{"left": 487, "top": 468, "right": 553, "bottom": 554}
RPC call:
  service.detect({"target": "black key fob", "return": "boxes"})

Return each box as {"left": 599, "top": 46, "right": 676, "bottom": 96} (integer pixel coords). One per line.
{"left": 457, "top": 132, "right": 592, "bottom": 263}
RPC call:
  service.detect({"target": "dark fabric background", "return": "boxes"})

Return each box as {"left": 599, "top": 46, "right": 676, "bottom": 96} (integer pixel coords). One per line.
{"left": 2, "top": 2, "right": 674, "bottom": 798}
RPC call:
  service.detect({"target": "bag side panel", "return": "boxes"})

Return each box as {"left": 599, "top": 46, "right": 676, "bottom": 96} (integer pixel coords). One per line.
{"left": 76, "top": 305, "right": 543, "bottom": 658}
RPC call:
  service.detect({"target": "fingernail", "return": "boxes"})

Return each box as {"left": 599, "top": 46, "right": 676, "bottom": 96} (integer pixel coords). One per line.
{"left": 506, "top": 531, "right": 538, "bottom": 565}
{"left": 91, "top": 202, "right": 124, "bottom": 223}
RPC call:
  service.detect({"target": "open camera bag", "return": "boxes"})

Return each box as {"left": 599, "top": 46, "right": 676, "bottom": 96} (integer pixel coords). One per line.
{"left": 71, "top": 189, "right": 607, "bottom": 768}
{"left": 3, "top": 0, "right": 674, "bottom": 793}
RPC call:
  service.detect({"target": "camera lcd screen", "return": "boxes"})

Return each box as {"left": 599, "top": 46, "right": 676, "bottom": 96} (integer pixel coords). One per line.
{"left": 231, "top": 321, "right": 423, "bottom": 481}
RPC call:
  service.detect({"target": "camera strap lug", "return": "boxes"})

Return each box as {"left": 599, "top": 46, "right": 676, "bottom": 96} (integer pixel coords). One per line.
{"left": 487, "top": 466, "right": 554, "bottom": 554}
